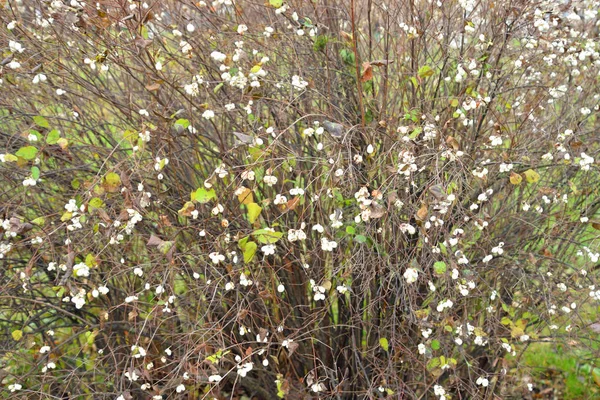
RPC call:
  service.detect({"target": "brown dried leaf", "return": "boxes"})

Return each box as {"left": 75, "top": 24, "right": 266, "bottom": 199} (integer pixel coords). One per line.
{"left": 369, "top": 59, "right": 394, "bottom": 66}
{"left": 369, "top": 203, "right": 386, "bottom": 219}
{"left": 416, "top": 204, "right": 428, "bottom": 221}
{"left": 145, "top": 82, "right": 161, "bottom": 91}
{"left": 445, "top": 136, "right": 459, "bottom": 150}
{"left": 146, "top": 234, "right": 165, "bottom": 247}
{"left": 286, "top": 196, "right": 300, "bottom": 211}
{"left": 360, "top": 62, "right": 373, "bottom": 82}
{"left": 286, "top": 341, "right": 299, "bottom": 356}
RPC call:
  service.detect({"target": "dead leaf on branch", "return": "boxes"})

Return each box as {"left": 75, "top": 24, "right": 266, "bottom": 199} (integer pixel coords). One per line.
{"left": 360, "top": 62, "right": 373, "bottom": 82}
{"left": 369, "top": 59, "right": 394, "bottom": 66}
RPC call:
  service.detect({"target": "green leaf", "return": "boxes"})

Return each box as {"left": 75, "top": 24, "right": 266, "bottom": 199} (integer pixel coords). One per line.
{"left": 354, "top": 235, "right": 367, "bottom": 244}
{"left": 174, "top": 118, "right": 190, "bottom": 129}
{"left": 174, "top": 275, "right": 187, "bottom": 295}
{"left": 269, "top": 0, "right": 283, "bottom": 7}
{"left": 191, "top": 188, "right": 216, "bottom": 204}
{"left": 16, "top": 146, "right": 38, "bottom": 160}
{"left": 418, "top": 65, "right": 434, "bottom": 79}
{"left": 31, "top": 217, "right": 46, "bottom": 226}
{"left": 243, "top": 241, "right": 257, "bottom": 263}
{"left": 339, "top": 48, "right": 355, "bottom": 65}
{"left": 46, "top": 129, "right": 61, "bottom": 144}
{"left": 31, "top": 166, "right": 40, "bottom": 180}
{"left": 205, "top": 349, "right": 230, "bottom": 364}
{"left": 247, "top": 203, "right": 262, "bottom": 223}
{"left": 88, "top": 197, "right": 104, "bottom": 210}
{"left": 238, "top": 235, "right": 250, "bottom": 250}
{"left": 213, "top": 82, "right": 224, "bottom": 94}
{"left": 427, "top": 357, "right": 441, "bottom": 370}
{"left": 433, "top": 261, "right": 447, "bottom": 274}
{"left": 158, "top": 241, "right": 174, "bottom": 255}
{"left": 379, "top": 337, "right": 389, "bottom": 352}
{"left": 431, "top": 340, "right": 440, "bottom": 350}
{"left": 252, "top": 229, "right": 283, "bottom": 244}
{"left": 103, "top": 172, "right": 121, "bottom": 191}
{"left": 313, "top": 35, "right": 329, "bottom": 52}
{"left": 33, "top": 115, "right": 50, "bottom": 128}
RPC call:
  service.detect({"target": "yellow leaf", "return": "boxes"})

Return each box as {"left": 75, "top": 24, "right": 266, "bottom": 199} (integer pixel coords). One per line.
{"left": 523, "top": 169, "right": 540, "bottom": 184}
{"left": 237, "top": 187, "right": 254, "bottom": 205}
{"left": 178, "top": 201, "right": 196, "bottom": 216}
{"left": 247, "top": 203, "right": 262, "bottom": 223}
{"left": 103, "top": 172, "right": 121, "bottom": 192}
{"left": 57, "top": 138, "right": 69, "bottom": 149}
{"left": 509, "top": 171, "right": 522, "bottom": 185}
{"left": 61, "top": 212, "right": 73, "bottom": 222}
{"left": 12, "top": 330, "right": 23, "bottom": 341}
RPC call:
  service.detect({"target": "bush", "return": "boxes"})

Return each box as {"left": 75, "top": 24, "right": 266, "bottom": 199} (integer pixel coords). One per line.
{"left": 1, "top": 0, "right": 599, "bottom": 398}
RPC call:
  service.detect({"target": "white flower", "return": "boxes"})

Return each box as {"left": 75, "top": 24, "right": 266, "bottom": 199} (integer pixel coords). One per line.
{"left": 131, "top": 345, "right": 147, "bottom": 358}
{"left": 210, "top": 51, "right": 227, "bottom": 62}
{"left": 321, "top": 237, "right": 338, "bottom": 252}
{"left": 8, "top": 383, "right": 22, "bottom": 392}
{"left": 291, "top": 75, "right": 308, "bottom": 90}
{"left": 7, "top": 20, "right": 17, "bottom": 30}
{"left": 9, "top": 40, "right": 24, "bottom": 53}
{"left": 56, "top": 88, "right": 66, "bottom": 95}
{"left": 277, "top": 284, "right": 285, "bottom": 293}
{"left": 202, "top": 110, "right": 215, "bottom": 119}
{"left": 274, "top": 194, "right": 287, "bottom": 205}
{"left": 261, "top": 244, "right": 276, "bottom": 255}
{"left": 549, "top": 85, "right": 567, "bottom": 98}
{"left": 489, "top": 135, "right": 503, "bottom": 146}
{"left": 225, "top": 282, "right": 235, "bottom": 291}
{"left": 209, "top": 374, "right": 222, "bottom": 383}
{"left": 434, "top": 385, "right": 446, "bottom": 398}
{"left": 40, "top": 345, "right": 51, "bottom": 353}
{"left": 209, "top": 252, "right": 225, "bottom": 264}
{"left": 139, "top": 109, "right": 149, "bottom": 117}
{"left": 263, "top": 175, "right": 278, "bottom": 186}
{"left": 237, "top": 24, "right": 248, "bottom": 34}
{"left": 437, "top": 299, "right": 453, "bottom": 312}
{"left": 186, "top": 23, "right": 195, "bottom": 32}
{"left": 264, "top": 26, "right": 274, "bottom": 37}
{"left": 7, "top": 60, "right": 21, "bottom": 69}
{"left": 311, "top": 383, "right": 326, "bottom": 393}
{"left": 237, "top": 362, "right": 253, "bottom": 377}
{"left": 180, "top": 40, "right": 192, "bottom": 54}
{"left": 403, "top": 268, "right": 418, "bottom": 284}
{"left": 312, "top": 224, "right": 324, "bottom": 233}
{"left": 476, "top": 377, "right": 489, "bottom": 387}
{"left": 336, "top": 285, "right": 348, "bottom": 294}
{"left": 32, "top": 73, "right": 47, "bottom": 84}
{"left": 176, "top": 384, "right": 186, "bottom": 393}
{"left": 73, "top": 262, "right": 90, "bottom": 277}
{"left": 124, "top": 370, "right": 139, "bottom": 381}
